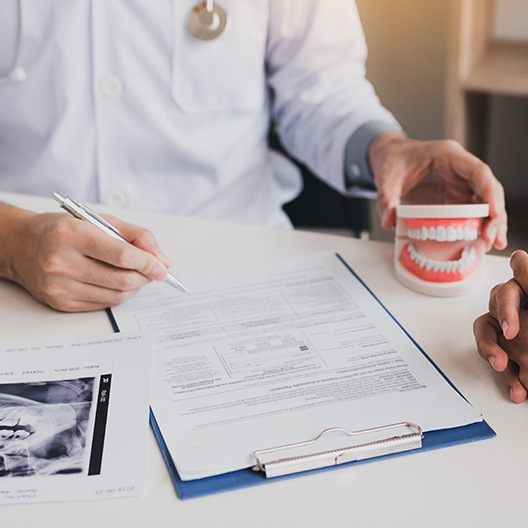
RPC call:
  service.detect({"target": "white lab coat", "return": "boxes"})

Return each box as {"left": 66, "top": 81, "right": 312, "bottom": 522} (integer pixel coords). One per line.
{"left": 0, "top": 0, "right": 397, "bottom": 228}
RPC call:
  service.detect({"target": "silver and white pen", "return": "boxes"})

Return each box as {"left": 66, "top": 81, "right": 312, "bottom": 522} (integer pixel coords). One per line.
{"left": 53, "top": 192, "right": 190, "bottom": 294}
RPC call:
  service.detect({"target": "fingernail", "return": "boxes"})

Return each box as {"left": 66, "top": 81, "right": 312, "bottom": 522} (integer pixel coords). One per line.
{"left": 488, "top": 357, "right": 497, "bottom": 370}
{"left": 512, "top": 250, "right": 528, "bottom": 263}
{"left": 502, "top": 321, "right": 510, "bottom": 337}
{"left": 153, "top": 266, "right": 168, "bottom": 281}
{"left": 488, "top": 226, "right": 498, "bottom": 241}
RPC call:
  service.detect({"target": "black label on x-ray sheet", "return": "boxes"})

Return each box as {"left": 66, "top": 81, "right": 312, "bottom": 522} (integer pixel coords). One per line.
{"left": 88, "top": 374, "right": 112, "bottom": 476}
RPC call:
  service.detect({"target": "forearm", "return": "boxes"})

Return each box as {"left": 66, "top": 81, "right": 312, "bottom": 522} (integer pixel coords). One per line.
{"left": 0, "top": 202, "right": 35, "bottom": 281}
{"left": 268, "top": 0, "right": 401, "bottom": 194}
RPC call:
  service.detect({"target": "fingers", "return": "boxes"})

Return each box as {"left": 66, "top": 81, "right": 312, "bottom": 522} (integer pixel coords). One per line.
{"left": 481, "top": 209, "right": 508, "bottom": 251}
{"left": 473, "top": 313, "right": 509, "bottom": 372}
{"left": 474, "top": 313, "right": 528, "bottom": 403}
{"left": 443, "top": 143, "right": 507, "bottom": 249}
{"left": 77, "top": 257, "right": 152, "bottom": 292}
{"left": 103, "top": 215, "right": 172, "bottom": 268}
{"left": 511, "top": 250, "right": 528, "bottom": 292}
{"left": 446, "top": 143, "right": 505, "bottom": 218}
{"left": 46, "top": 280, "right": 140, "bottom": 313}
{"left": 377, "top": 173, "right": 405, "bottom": 229}
{"left": 488, "top": 279, "right": 523, "bottom": 340}
{"left": 487, "top": 251, "right": 528, "bottom": 341}
{"left": 503, "top": 362, "right": 528, "bottom": 404}
{"left": 78, "top": 223, "right": 168, "bottom": 282}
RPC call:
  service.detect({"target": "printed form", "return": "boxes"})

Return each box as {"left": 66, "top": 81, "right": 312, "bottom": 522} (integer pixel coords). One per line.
{"left": 112, "top": 253, "right": 482, "bottom": 480}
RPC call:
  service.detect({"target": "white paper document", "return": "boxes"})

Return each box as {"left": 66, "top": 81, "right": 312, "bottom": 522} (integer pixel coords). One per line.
{"left": 112, "top": 253, "right": 482, "bottom": 480}
{"left": 0, "top": 334, "right": 151, "bottom": 504}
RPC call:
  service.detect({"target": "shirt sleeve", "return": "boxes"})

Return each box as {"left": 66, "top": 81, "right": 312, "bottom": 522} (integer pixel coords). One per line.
{"left": 266, "top": 0, "right": 402, "bottom": 196}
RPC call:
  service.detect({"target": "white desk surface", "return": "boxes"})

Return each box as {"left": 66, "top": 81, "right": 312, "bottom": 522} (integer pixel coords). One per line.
{"left": 0, "top": 192, "right": 523, "bottom": 528}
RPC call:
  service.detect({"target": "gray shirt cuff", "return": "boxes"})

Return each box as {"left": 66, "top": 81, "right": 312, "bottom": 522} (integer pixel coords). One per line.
{"left": 344, "top": 120, "right": 403, "bottom": 193}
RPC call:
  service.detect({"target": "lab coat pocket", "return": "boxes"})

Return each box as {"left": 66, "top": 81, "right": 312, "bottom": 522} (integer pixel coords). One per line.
{"left": 171, "top": 0, "right": 267, "bottom": 113}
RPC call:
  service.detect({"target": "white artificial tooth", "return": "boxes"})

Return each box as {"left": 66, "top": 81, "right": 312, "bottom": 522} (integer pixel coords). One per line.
{"left": 433, "top": 262, "right": 442, "bottom": 272}
{"left": 421, "top": 227, "right": 429, "bottom": 240}
{"left": 448, "top": 261, "right": 457, "bottom": 272}
{"left": 464, "top": 227, "right": 472, "bottom": 240}
{"left": 426, "top": 259, "right": 433, "bottom": 271}
{"left": 418, "top": 255, "right": 426, "bottom": 268}
{"left": 457, "top": 227, "right": 464, "bottom": 240}
{"left": 456, "top": 260, "right": 464, "bottom": 272}
{"left": 428, "top": 227, "right": 436, "bottom": 240}
{"left": 436, "top": 226, "right": 447, "bottom": 242}
{"left": 446, "top": 226, "right": 457, "bottom": 242}
{"left": 469, "top": 229, "right": 478, "bottom": 241}
{"left": 408, "top": 229, "right": 415, "bottom": 239}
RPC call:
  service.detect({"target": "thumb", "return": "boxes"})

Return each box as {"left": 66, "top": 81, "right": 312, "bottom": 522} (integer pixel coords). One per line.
{"left": 377, "top": 173, "right": 404, "bottom": 229}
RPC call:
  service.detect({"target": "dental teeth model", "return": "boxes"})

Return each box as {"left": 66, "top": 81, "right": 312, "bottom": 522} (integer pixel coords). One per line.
{"left": 394, "top": 204, "right": 490, "bottom": 297}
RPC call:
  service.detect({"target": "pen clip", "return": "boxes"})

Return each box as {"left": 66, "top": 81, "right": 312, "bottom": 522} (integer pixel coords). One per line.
{"left": 53, "top": 192, "right": 86, "bottom": 220}
{"left": 77, "top": 202, "right": 122, "bottom": 237}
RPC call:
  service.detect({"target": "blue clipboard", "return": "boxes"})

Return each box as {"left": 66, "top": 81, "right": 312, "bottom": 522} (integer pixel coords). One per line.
{"left": 107, "top": 253, "right": 496, "bottom": 500}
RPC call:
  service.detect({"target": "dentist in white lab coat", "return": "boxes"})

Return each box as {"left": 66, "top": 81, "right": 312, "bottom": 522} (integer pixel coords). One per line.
{"left": 0, "top": 0, "right": 507, "bottom": 312}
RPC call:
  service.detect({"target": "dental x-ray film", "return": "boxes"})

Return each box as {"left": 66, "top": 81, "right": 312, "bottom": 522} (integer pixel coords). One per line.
{"left": 0, "top": 334, "right": 150, "bottom": 504}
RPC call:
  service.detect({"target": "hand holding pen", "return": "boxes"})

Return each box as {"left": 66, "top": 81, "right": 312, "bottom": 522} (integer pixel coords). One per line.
{"left": 53, "top": 193, "right": 189, "bottom": 294}
{"left": 0, "top": 194, "right": 188, "bottom": 313}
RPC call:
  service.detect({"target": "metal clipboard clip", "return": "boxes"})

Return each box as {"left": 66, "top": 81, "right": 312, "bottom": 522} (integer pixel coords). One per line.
{"left": 253, "top": 422, "right": 423, "bottom": 479}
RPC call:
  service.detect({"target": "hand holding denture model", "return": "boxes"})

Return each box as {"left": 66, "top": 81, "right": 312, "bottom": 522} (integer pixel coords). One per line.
{"left": 395, "top": 204, "right": 490, "bottom": 296}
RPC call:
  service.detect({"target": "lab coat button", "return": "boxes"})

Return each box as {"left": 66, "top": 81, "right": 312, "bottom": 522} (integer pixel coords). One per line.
{"left": 106, "top": 189, "right": 128, "bottom": 208}
{"left": 350, "top": 164, "right": 361, "bottom": 178}
{"left": 100, "top": 75, "right": 123, "bottom": 98}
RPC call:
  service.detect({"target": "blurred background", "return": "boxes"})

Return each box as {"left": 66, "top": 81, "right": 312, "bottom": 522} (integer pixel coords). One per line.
{"left": 284, "top": 0, "right": 528, "bottom": 253}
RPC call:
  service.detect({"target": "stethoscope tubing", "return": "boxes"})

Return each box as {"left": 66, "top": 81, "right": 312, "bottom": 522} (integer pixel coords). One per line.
{"left": 0, "top": 0, "right": 227, "bottom": 85}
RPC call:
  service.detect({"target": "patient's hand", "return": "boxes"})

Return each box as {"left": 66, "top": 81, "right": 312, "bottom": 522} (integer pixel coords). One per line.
{"left": 474, "top": 250, "right": 528, "bottom": 402}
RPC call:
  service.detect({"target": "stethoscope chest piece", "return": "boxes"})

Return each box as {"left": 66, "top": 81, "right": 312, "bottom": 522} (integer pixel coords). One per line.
{"left": 187, "top": 0, "right": 228, "bottom": 41}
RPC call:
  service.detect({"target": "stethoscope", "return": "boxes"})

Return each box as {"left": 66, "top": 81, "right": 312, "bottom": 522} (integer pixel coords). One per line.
{"left": 0, "top": 0, "right": 229, "bottom": 85}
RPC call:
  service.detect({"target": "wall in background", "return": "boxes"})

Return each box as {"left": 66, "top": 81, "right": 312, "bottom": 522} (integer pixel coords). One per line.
{"left": 356, "top": 0, "right": 528, "bottom": 207}
{"left": 356, "top": 0, "right": 449, "bottom": 140}
{"left": 493, "top": 0, "right": 528, "bottom": 42}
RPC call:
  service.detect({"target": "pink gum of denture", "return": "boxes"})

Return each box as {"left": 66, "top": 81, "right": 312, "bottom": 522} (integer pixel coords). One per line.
{"left": 400, "top": 245, "right": 481, "bottom": 283}
{"left": 404, "top": 218, "right": 481, "bottom": 230}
